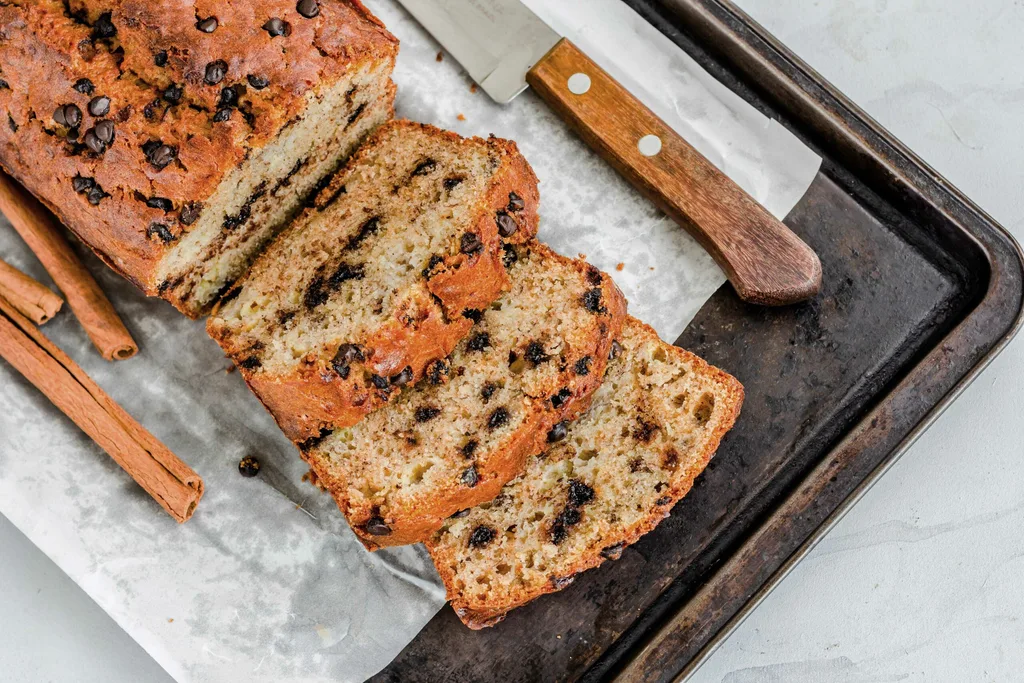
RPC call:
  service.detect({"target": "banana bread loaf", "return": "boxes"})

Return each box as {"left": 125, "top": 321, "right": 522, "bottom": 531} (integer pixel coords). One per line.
{"left": 427, "top": 317, "right": 743, "bottom": 628}
{"left": 0, "top": 0, "right": 397, "bottom": 316}
{"left": 302, "top": 243, "right": 626, "bottom": 549}
{"left": 207, "top": 120, "right": 540, "bottom": 442}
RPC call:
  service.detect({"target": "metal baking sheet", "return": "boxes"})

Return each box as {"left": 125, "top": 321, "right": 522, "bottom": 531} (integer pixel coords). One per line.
{"left": 373, "top": 0, "right": 1024, "bottom": 680}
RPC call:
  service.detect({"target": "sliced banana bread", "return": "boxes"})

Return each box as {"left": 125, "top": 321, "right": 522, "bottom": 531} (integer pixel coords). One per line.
{"left": 427, "top": 317, "right": 743, "bottom": 628}
{"left": 302, "top": 243, "right": 627, "bottom": 549}
{"left": 0, "top": 1, "right": 398, "bottom": 316}
{"left": 207, "top": 120, "right": 540, "bottom": 442}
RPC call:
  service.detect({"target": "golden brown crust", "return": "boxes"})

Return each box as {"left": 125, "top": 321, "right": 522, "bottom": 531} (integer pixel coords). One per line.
{"left": 0, "top": 1, "right": 397, "bottom": 304}
{"left": 304, "top": 246, "right": 627, "bottom": 550}
{"left": 428, "top": 318, "right": 744, "bottom": 628}
{"left": 208, "top": 121, "right": 542, "bottom": 443}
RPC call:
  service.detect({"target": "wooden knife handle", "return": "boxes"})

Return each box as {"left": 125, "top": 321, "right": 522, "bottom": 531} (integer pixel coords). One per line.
{"left": 527, "top": 39, "right": 821, "bottom": 306}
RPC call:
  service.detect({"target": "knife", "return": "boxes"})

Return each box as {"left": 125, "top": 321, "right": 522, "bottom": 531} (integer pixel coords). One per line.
{"left": 396, "top": 0, "right": 822, "bottom": 305}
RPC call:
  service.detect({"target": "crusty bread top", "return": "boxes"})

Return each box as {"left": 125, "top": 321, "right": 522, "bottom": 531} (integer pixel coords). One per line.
{"left": 0, "top": 1, "right": 397, "bottom": 290}
{"left": 427, "top": 317, "right": 743, "bottom": 628}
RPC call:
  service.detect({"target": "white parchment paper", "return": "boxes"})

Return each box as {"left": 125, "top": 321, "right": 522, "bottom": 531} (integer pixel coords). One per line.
{"left": 0, "top": 1, "right": 820, "bottom": 681}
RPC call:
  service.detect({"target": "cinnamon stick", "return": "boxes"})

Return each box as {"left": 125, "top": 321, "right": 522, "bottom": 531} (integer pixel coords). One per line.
{"left": 0, "top": 296, "right": 202, "bottom": 522}
{"left": 0, "top": 170, "right": 137, "bottom": 361}
{"left": 0, "top": 258, "right": 63, "bottom": 325}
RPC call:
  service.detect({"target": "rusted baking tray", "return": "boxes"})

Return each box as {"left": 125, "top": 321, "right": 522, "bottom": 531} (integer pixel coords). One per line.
{"left": 374, "top": 0, "right": 1024, "bottom": 680}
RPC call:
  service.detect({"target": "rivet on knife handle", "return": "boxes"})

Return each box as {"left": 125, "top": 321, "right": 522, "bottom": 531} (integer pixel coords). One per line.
{"left": 527, "top": 39, "right": 822, "bottom": 306}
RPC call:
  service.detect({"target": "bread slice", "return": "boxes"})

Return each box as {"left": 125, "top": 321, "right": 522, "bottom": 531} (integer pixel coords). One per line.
{"left": 302, "top": 243, "right": 627, "bottom": 549}
{"left": 0, "top": 0, "right": 398, "bottom": 317}
{"left": 426, "top": 317, "right": 743, "bottom": 628}
{"left": 207, "top": 121, "right": 540, "bottom": 442}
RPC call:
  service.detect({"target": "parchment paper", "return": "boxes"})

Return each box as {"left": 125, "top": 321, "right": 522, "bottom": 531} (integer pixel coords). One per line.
{"left": 0, "top": 1, "right": 820, "bottom": 681}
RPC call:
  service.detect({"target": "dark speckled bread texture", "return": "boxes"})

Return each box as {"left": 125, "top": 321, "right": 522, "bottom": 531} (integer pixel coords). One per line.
{"left": 427, "top": 317, "right": 743, "bottom": 628}
{"left": 207, "top": 120, "right": 540, "bottom": 443}
{"left": 0, "top": 0, "right": 398, "bottom": 316}
{"left": 301, "top": 242, "right": 626, "bottom": 549}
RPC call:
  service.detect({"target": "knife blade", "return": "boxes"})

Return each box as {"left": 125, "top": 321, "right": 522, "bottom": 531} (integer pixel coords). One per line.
{"left": 396, "top": 0, "right": 821, "bottom": 306}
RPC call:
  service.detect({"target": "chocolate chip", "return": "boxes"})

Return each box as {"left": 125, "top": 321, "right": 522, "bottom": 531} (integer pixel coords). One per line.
{"left": 154, "top": 51, "right": 168, "bottom": 67}
{"left": 507, "top": 191, "right": 526, "bottom": 212}
{"left": 495, "top": 211, "right": 517, "bottom": 238}
{"left": 451, "top": 509, "right": 471, "bottom": 519}
{"left": 53, "top": 104, "right": 81, "bottom": 128}
{"left": 421, "top": 253, "right": 444, "bottom": 278}
{"left": 547, "top": 421, "right": 569, "bottom": 443}
{"left": 297, "top": 428, "right": 334, "bottom": 452}
{"left": 443, "top": 176, "right": 464, "bottom": 191}
{"left": 72, "top": 175, "right": 95, "bottom": 193}
{"left": 467, "top": 333, "right": 490, "bottom": 352}
{"left": 238, "top": 356, "right": 262, "bottom": 370}
{"left": 415, "top": 406, "right": 441, "bottom": 423}
{"left": 6, "top": 115, "right": 15, "bottom": 133}
{"left": 411, "top": 158, "right": 436, "bottom": 176}
{"left": 297, "top": 0, "right": 320, "bottom": 18}
{"left": 632, "top": 418, "right": 659, "bottom": 443}
{"left": 180, "top": 202, "right": 203, "bottom": 225}
{"left": 390, "top": 366, "right": 414, "bottom": 386}
{"left": 462, "top": 308, "right": 483, "bottom": 323}
{"left": 480, "top": 382, "right": 497, "bottom": 403}
{"left": 219, "top": 86, "right": 241, "bottom": 108}
{"left": 600, "top": 543, "right": 626, "bottom": 561}
{"left": 568, "top": 480, "right": 595, "bottom": 507}
{"left": 73, "top": 78, "right": 95, "bottom": 95}
{"left": 83, "top": 129, "right": 105, "bottom": 155}
{"left": 502, "top": 242, "right": 518, "bottom": 269}
{"left": 147, "top": 222, "right": 174, "bottom": 243}
{"left": 205, "top": 60, "right": 228, "bottom": 85}
{"left": 86, "top": 184, "right": 108, "bottom": 206}
{"left": 143, "top": 141, "right": 177, "bottom": 170}
{"left": 487, "top": 407, "right": 509, "bottom": 430}
{"left": 655, "top": 496, "right": 672, "bottom": 506}
{"left": 426, "top": 359, "right": 450, "bottom": 385}
{"left": 581, "top": 287, "right": 607, "bottom": 314}
{"left": 146, "top": 197, "right": 173, "bottom": 212}
{"left": 468, "top": 525, "right": 496, "bottom": 548}
{"left": 346, "top": 103, "right": 366, "bottom": 127}
{"left": 586, "top": 266, "right": 603, "bottom": 286}
{"left": 213, "top": 108, "right": 232, "bottom": 123}
{"left": 87, "top": 96, "right": 110, "bottom": 117}
{"left": 346, "top": 216, "right": 379, "bottom": 250}
{"left": 550, "top": 507, "right": 582, "bottom": 544}
{"left": 328, "top": 263, "right": 364, "bottom": 287}
{"left": 238, "top": 455, "right": 260, "bottom": 478}
{"left": 461, "top": 440, "right": 479, "bottom": 458}
{"left": 94, "top": 119, "right": 115, "bottom": 144}
{"left": 461, "top": 466, "right": 479, "bottom": 487}
{"left": 331, "top": 343, "right": 365, "bottom": 379}
{"left": 609, "top": 340, "right": 623, "bottom": 360}
{"left": 263, "top": 17, "right": 291, "bottom": 37}
{"left": 163, "top": 84, "right": 184, "bottom": 104}
{"left": 574, "top": 356, "right": 593, "bottom": 376}
{"left": 247, "top": 75, "right": 270, "bottom": 90}
{"left": 365, "top": 516, "right": 392, "bottom": 536}
{"left": 550, "top": 388, "right": 571, "bottom": 409}
{"left": 460, "top": 232, "right": 483, "bottom": 255}
{"left": 92, "top": 12, "right": 117, "bottom": 40}
{"left": 524, "top": 341, "right": 549, "bottom": 365}
{"left": 196, "top": 16, "right": 218, "bottom": 33}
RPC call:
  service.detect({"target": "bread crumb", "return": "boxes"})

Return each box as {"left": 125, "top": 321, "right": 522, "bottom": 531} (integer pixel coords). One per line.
{"left": 225, "top": 364, "right": 236, "bottom": 374}
{"left": 436, "top": 51, "right": 443, "bottom": 62}
{"left": 616, "top": 263, "right": 624, "bottom": 271}
{"left": 168, "top": 618, "right": 174, "bottom": 623}
{"left": 649, "top": 266, "right": 655, "bottom": 271}
{"left": 457, "top": 113, "right": 466, "bottom": 121}
{"left": 470, "top": 83, "right": 478, "bottom": 94}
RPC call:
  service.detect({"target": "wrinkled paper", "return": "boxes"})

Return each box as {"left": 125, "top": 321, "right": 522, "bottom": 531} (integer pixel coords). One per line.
{"left": 0, "top": 1, "right": 820, "bottom": 681}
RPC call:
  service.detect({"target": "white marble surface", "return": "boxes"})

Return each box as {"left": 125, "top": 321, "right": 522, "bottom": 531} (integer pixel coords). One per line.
{"left": 2, "top": 0, "right": 1022, "bottom": 681}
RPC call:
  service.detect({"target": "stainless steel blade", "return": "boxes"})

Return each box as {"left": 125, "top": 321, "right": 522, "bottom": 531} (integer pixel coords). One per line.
{"left": 396, "top": 0, "right": 561, "bottom": 104}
